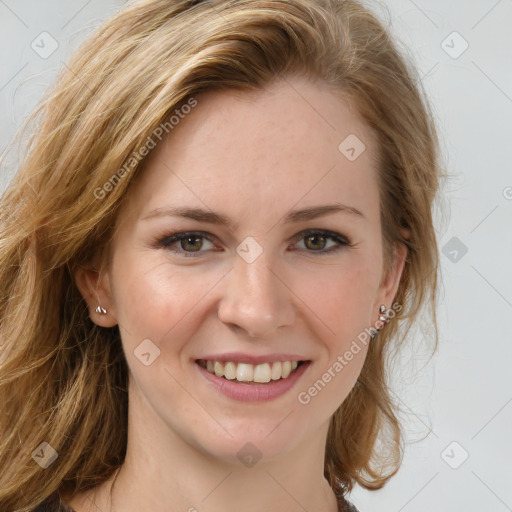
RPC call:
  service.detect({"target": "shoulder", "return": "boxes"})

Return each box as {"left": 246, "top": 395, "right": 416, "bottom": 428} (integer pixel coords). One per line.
{"left": 32, "top": 497, "right": 75, "bottom": 512}
{"left": 338, "top": 495, "right": 360, "bottom": 512}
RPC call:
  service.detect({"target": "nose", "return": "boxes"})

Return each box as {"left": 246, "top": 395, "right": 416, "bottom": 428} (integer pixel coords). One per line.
{"left": 217, "top": 251, "right": 296, "bottom": 339}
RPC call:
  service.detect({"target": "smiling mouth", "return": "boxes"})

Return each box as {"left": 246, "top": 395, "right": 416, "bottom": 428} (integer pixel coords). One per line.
{"left": 196, "top": 359, "right": 307, "bottom": 384}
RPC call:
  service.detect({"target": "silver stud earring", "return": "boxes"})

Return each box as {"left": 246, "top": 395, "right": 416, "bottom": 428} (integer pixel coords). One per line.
{"left": 370, "top": 304, "right": 391, "bottom": 339}
{"left": 95, "top": 305, "right": 107, "bottom": 315}
{"left": 379, "top": 304, "right": 391, "bottom": 323}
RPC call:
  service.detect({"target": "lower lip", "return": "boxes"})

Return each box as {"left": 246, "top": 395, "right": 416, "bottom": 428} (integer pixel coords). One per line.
{"left": 195, "top": 361, "right": 311, "bottom": 402}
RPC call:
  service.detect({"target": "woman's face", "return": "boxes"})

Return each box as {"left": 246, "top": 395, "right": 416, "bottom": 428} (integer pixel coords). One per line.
{"left": 80, "top": 76, "right": 405, "bottom": 464}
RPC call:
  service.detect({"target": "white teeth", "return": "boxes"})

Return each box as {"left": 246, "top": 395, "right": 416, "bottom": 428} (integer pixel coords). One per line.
{"left": 200, "top": 359, "right": 303, "bottom": 383}
{"left": 224, "top": 362, "right": 236, "bottom": 380}
{"left": 214, "top": 361, "right": 224, "bottom": 378}
{"left": 281, "top": 361, "right": 292, "bottom": 378}
{"left": 271, "top": 362, "right": 281, "bottom": 380}
{"left": 253, "top": 363, "right": 271, "bottom": 383}
{"left": 236, "top": 363, "right": 253, "bottom": 382}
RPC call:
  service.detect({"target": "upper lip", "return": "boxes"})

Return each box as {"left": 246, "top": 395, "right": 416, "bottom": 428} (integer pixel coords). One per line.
{"left": 196, "top": 352, "right": 310, "bottom": 365}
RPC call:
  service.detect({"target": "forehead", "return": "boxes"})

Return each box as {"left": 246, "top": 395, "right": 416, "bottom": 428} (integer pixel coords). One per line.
{"left": 122, "top": 76, "right": 381, "bottom": 226}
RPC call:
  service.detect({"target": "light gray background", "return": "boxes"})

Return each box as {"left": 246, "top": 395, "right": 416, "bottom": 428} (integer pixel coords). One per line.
{"left": 1, "top": 1, "right": 511, "bottom": 511}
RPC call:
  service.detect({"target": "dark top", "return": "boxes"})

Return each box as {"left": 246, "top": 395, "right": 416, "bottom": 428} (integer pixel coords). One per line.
{"left": 33, "top": 493, "right": 360, "bottom": 511}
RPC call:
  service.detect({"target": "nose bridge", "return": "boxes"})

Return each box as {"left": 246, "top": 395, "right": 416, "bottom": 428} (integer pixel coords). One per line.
{"left": 217, "top": 247, "right": 295, "bottom": 337}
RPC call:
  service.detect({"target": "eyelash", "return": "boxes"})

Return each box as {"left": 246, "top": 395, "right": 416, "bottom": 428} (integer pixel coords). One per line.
{"left": 155, "top": 229, "right": 352, "bottom": 258}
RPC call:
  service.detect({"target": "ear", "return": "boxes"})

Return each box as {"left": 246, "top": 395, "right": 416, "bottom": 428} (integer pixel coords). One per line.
{"left": 372, "top": 240, "right": 408, "bottom": 320}
{"left": 74, "top": 262, "right": 118, "bottom": 328}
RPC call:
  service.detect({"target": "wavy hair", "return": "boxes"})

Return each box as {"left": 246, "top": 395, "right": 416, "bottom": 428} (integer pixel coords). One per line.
{"left": 0, "top": 0, "right": 442, "bottom": 509}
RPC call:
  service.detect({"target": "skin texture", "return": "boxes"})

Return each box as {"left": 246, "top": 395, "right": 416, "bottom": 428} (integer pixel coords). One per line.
{"left": 73, "top": 75, "right": 407, "bottom": 512}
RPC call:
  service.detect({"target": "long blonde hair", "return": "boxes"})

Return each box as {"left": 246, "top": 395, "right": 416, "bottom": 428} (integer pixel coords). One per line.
{"left": 0, "top": 0, "right": 442, "bottom": 509}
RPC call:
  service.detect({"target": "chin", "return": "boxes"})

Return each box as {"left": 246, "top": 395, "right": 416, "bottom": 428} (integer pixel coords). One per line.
{"left": 189, "top": 417, "right": 311, "bottom": 467}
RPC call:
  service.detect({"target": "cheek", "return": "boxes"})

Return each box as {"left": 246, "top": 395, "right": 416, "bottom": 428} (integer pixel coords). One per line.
{"left": 292, "top": 257, "right": 378, "bottom": 404}
{"left": 110, "top": 253, "right": 203, "bottom": 352}
{"left": 110, "top": 257, "right": 212, "bottom": 413}
{"left": 293, "top": 256, "right": 379, "bottom": 343}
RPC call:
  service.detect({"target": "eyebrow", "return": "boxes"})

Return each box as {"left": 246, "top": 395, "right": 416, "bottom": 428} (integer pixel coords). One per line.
{"left": 141, "top": 203, "right": 365, "bottom": 229}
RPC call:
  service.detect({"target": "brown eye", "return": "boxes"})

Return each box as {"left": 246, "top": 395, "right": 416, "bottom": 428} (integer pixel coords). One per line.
{"left": 304, "top": 234, "right": 328, "bottom": 251}
{"left": 293, "top": 229, "right": 351, "bottom": 255}
{"left": 157, "top": 231, "right": 216, "bottom": 257}
{"left": 180, "top": 235, "right": 204, "bottom": 252}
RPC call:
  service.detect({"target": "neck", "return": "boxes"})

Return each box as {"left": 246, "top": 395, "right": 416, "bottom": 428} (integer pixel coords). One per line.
{"left": 69, "top": 378, "right": 340, "bottom": 512}
{"left": 110, "top": 453, "right": 339, "bottom": 512}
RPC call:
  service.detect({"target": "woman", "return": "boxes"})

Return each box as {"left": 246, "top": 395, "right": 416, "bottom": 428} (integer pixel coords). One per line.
{"left": 0, "top": 0, "right": 441, "bottom": 511}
